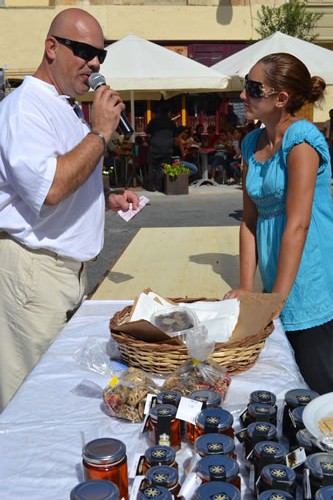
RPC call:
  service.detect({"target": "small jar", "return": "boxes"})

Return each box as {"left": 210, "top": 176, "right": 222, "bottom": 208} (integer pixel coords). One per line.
{"left": 148, "top": 404, "right": 181, "bottom": 451}
{"left": 194, "top": 481, "right": 241, "bottom": 499}
{"left": 244, "top": 422, "right": 277, "bottom": 458}
{"left": 304, "top": 452, "right": 333, "bottom": 497}
{"left": 282, "top": 389, "right": 319, "bottom": 441}
{"left": 70, "top": 480, "right": 119, "bottom": 500}
{"left": 193, "top": 407, "right": 234, "bottom": 444}
{"left": 252, "top": 441, "right": 288, "bottom": 486}
{"left": 187, "top": 390, "right": 222, "bottom": 445}
{"left": 257, "top": 463, "right": 297, "bottom": 497}
{"left": 137, "top": 485, "right": 173, "bottom": 499}
{"left": 288, "top": 405, "right": 305, "bottom": 449}
{"left": 258, "top": 490, "right": 294, "bottom": 500}
{"left": 315, "top": 485, "right": 333, "bottom": 499}
{"left": 143, "top": 445, "right": 177, "bottom": 476}
{"left": 157, "top": 391, "right": 182, "bottom": 407}
{"left": 194, "top": 433, "right": 236, "bottom": 460}
{"left": 243, "top": 403, "right": 277, "bottom": 427}
{"left": 249, "top": 390, "right": 276, "bottom": 406}
{"left": 145, "top": 465, "right": 181, "bottom": 498}
{"left": 82, "top": 438, "right": 128, "bottom": 500}
{"left": 196, "top": 454, "right": 240, "bottom": 490}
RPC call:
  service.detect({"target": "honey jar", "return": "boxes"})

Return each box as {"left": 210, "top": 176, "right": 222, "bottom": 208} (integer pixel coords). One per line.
{"left": 148, "top": 404, "right": 181, "bottom": 451}
{"left": 157, "top": 391, "right": 182, "bottom": 407}
{"left": 70, "top": 479, "right": 119, "bottom": 500}
{"left": 145, "top": 465, "right": 181, "bottom": 498}
{"left": 282, "top": 389, "right": 319, "bottom": 442}
{"left": 244, "top": 422, "right": 277, "bottom": 458}
{"left": 241, "top": 402, "right": 277, "bottom": 428}
{"left": 137, "top": 485, "right": 173, "bottom": 499}
{"left": 82, "top": 438, "right": 128, "bottom": 500}
{"left": 249, "top": 390, "right": 277, "bottom": 406}
{"left": 315, "top": 485, "right": 333, "bottom": 499}
{"left": 194, "top": 432, "right": 236, "bottom": 460}
{"left": 196, "top": 454, "right": 241, "bottom": 490}
{"left": 251, "top": 441, "right": 288, "bottom": 487}
{"left": 143, "top": 445, "right": 177, "bottom": 476}
{"left": 194, "top": 481, "right": 241, "bottom": 499}
{"left": 296, "top": 428, "right": 323, "bottom": 456}
{"left": 304, "top": 452, "right": 333, "bottom": 497}
{"left": 288, "top": 405, "right": 305, "bottom": 449}
{"left": 187, "top": 390, "right": 222, "bottom": 445}
{"left": 258, "top": 490, "right": 294, "bottom": 499}
{"left": 257, "top": 463, "right": 297, "bottom": 497}
{"left": 192, "top": 407, "right": 234, "bottom": 444}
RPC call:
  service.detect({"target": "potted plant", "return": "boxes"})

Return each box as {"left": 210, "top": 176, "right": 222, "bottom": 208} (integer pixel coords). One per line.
{"left": 162, "top": 159, "right": 190, "bottom": 195}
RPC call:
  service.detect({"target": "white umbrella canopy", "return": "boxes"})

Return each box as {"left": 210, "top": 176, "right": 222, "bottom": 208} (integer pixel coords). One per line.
{"left": 101, "top": 33, "right": 230, "bottom": 100}
{"left": 211, "top": 31, "right": 333, "bottom": 89}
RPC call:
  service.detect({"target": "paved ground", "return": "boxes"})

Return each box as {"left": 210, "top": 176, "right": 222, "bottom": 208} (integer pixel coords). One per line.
{"left": 86, "top": 184, "right": 243, "bottom": 295}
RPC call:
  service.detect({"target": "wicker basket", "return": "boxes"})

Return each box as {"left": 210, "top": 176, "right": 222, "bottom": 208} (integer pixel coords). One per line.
{"left": 109, "top": 297, "right": 276, "bottom": 375}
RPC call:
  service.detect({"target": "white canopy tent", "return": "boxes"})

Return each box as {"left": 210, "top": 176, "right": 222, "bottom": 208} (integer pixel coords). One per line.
{"left": 99, "top": 33, "right": 230, "bottom": 129}
{"left": 212, "top": 31, "right": 333, "bottom": 90}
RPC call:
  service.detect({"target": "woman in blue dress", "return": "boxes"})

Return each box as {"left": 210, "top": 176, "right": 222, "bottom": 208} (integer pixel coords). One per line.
{"left": 226, "top": 53, "right": 333, "bottom": 394}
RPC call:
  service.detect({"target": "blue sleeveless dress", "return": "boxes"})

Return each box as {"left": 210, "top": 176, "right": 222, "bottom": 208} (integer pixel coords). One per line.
{"left": 242, "top": 120, "right": 333, "bottom": 331}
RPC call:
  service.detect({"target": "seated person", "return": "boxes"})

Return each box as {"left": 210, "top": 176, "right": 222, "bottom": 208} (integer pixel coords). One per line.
{"left": 209, "top": 130, "right": 235, "bottom": 182}
{"left": 174, "top": 126, "right": 198, "bottom": 176}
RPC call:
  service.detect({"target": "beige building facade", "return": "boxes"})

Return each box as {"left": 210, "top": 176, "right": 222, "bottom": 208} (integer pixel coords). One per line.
{"left": 0, "top": 0, "right": 332, "bottom": 121}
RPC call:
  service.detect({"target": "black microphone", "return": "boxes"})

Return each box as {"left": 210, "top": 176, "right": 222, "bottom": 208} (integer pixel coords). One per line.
{"left": 88, "top": 73, "right": 134, "bottom": 139}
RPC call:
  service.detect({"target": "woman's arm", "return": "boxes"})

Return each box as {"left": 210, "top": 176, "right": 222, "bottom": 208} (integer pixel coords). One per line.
{"left": 272, "top": 142, "right": 319, "bottom": 296}
{"left": 226, "top": 161, "right": 258, "bottom": 298}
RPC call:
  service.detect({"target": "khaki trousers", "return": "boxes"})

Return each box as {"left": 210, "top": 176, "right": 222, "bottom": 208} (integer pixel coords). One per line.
{"left": 0, "top": 234, "right": 87, "bottom": 411}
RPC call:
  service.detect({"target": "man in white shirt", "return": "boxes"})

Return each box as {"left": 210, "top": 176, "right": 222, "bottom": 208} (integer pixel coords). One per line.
{"left": 0, "top": 8, "right": 138, "bottom": 411}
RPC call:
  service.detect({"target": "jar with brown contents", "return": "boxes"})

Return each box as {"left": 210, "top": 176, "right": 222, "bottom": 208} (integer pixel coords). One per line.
{"left": 193, "top": 407, "right": 234, "bottom": 444}
{"left": 194, "top": 433, "right": 236, "bottom": 460}
{"left": 145, "top": 465, "right": 182, "bottom": 499}
{"left": 82, "top": 438, "right": 128, "bottom": 500}
{"left": 148, "top": 404, "right": 182, "bottom": 451}
{"left": 194, "top": 481, "right": 241, "bottom": 499}
{"left": 187, "top": 390, "right": 221, "bottom": 445}
{"left": 142, "top": 445, "right": 178, "bottom": 476}
{"left": 196, "top": 454, "right": 241, "bottom": 490}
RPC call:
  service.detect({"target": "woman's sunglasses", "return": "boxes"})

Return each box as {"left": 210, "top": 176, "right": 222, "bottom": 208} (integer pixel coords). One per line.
{"left": 54, "top": 36, "right": 107, "bottom": 64}
{"left": 244, "top": 74, "right": 277, "bottom": 99}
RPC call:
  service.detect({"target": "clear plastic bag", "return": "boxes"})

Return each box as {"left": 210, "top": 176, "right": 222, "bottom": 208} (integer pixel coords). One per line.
{"left": 162, "top": 324, "right": 231, "bottom": 401}
{"left": 102, "top": 367, "right": 159, "bottom": 422}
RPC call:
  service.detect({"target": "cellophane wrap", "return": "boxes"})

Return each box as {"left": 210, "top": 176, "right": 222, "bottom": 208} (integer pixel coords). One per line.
{"left": 102, "top": 367, "right": 159, "bottom": 422}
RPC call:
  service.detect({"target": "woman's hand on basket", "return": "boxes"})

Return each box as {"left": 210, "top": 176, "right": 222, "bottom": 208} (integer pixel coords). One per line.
{"left": 223, "top": 288, "right": 251, "bottom": 300}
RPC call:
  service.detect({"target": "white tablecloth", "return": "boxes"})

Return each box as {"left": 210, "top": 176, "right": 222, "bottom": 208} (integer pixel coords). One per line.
{"left": 0, "top": 300, "right": 307, "bottom": 500}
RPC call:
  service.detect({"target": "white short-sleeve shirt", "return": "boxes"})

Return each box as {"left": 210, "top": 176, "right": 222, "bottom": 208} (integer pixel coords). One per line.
{"left": 0, "top": 76, "right": 105, "bottom": 261}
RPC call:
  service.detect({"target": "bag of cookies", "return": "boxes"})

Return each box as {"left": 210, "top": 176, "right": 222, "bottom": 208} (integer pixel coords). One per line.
{"left": 162, "top": 325, "right": 231, "bottom": 401}
{"left": 102, "top": 367, "right": 159, "bottom": 422}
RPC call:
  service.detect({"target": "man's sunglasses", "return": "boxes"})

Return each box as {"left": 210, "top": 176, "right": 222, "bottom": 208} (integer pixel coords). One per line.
{"left": 54, "top": 36, "right": 107, "bottom": 64}
{"left": 244, "top": 74, "right": 277, "bottom": 99}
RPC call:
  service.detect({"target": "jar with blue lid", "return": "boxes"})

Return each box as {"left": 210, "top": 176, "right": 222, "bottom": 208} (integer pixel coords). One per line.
{"left": 244, "top": 422, "right": 277, "bottom": 458}
{"left": 252, "top": 441, "right": 288, "bottom": 486}
{"left": 257, "top": 463, "right": 297, "bottom": 496}
{"left": 242, "top": 403, "right": 277, "bottom": 427}
{"left": 288, "top": 405, "right": 305, "bottom": 449}
{"left": 249, "top": 390, "right": 277, "bottom": 406}
{"left": 258, "top": 490, "right": 295, "bottom": 499}
{"left": 148, "top": 404, "right": 181, "bottom": 451}
{"left": 304, "top": 452, "right": 333, "bottom": 497}
{"left": 187, "top": 390, "right": 222, "bottom": 444}
{"left": 145, "top": 465, "right": 181, "bottom": 498}
{"left": 143, "top": 445, "right": 177, "bottom": 475}
{"left": 315, "top": 485, "right": 333, "bottom": 499}
{"left": 296, "top": 428, "right": 322, "bottom": 456}
{"left": 157, "top": 391, "right": 182, "bottom": 407}
{"left": 194, "top": 480, "right": 241, "bottom": 499}
{"left": 70, "top": 480, "right": 119, "bottom": 500}
{"left": 194, "top": 432, "right": 236, "bottom": 460}
{"left": 137, "top": 485, "right": 173, "bottom": 499}
{"left": 194, "top": 407, "right": 234, "bottom": 445}
{"left": 196, "top": 454, "right": 240, "bottom": 489}
{"left": 282, "top": 389, "right": 319, "bottom": 440}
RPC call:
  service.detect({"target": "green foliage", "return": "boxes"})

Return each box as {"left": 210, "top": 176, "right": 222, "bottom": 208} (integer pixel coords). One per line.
{"left": 162, "top": 161, "right": 190, "bottom": 179}
{"left": 256, "top": 2, "right": 323, "bottom": 42}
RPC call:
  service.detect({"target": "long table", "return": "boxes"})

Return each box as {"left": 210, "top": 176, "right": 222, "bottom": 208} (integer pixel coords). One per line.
{"left": 0, "top": 300, "right": 307, "bottom": 499}
{"left": 91, "top": 226, "right": 262, "bottom": 300}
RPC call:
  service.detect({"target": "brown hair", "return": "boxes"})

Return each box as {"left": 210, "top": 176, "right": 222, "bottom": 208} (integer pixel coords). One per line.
{"left": 258, "top": 52, "right": 326, "bottom": 114}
